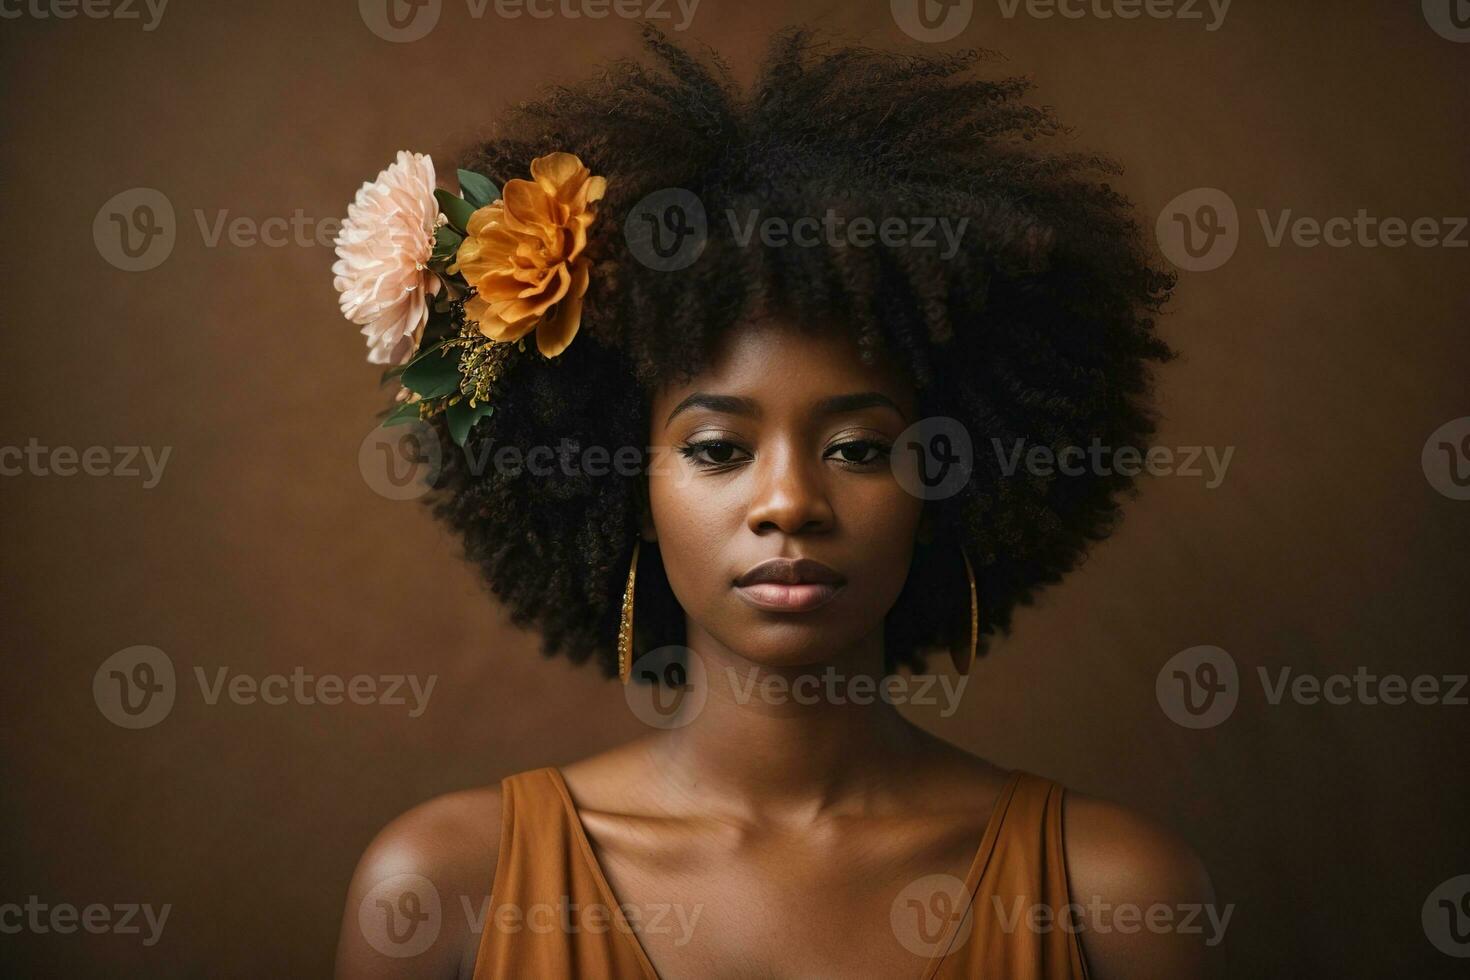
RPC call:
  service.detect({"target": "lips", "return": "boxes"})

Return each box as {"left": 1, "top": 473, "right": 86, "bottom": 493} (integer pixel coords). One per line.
{"left": 735, "top": 557, "right": 845, "bottom": 587}
{"left": 733, "top": 557, "right": 845, "bottom": 612}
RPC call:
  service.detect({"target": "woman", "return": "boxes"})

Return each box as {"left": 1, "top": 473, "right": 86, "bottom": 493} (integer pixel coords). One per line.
{"left": 334, "top": 27, "right": 1214, "bottom": 979}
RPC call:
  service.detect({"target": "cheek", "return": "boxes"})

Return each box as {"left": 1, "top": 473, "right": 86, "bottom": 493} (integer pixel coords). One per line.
{"left": 844, "top": 484, "right": 925, "bottom": 606}
{"left": 646, "top": 469, "right": 740, "bottom": 610}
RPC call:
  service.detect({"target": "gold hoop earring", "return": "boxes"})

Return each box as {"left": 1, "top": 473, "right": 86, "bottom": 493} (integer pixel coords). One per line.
{"left": 618, "top": 539, "right": 641, "bottom": 685}
{"left": 951, "top": 549, "right": 978, "bottom": 676}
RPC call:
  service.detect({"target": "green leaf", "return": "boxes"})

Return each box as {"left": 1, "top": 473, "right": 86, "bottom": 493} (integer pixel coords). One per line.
{"left": 457, "top": 169, "right": 501, "bottom": 209}
{"left": 382, "top": 401, "right": 422, "bottom": 427}
{"left": 434, "top": 189, "right": 477, "bottom": 235}
{"left": 401, "top": 346, "right": 462, "bottom": 399}
{"left": 446, "top": 399, "right": 494, "bottom": 447}
{"left": 430, "top": 225, "right": 463, "bottom": 263}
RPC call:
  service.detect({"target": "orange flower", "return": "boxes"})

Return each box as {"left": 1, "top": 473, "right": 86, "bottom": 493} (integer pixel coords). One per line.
{"left": 451, "top": 152, "right": 606, "bottom": 358}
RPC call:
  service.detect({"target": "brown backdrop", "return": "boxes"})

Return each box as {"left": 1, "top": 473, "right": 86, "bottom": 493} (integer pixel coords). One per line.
{"left": 3, "top": 0, "right": 1468, "bottom": 976}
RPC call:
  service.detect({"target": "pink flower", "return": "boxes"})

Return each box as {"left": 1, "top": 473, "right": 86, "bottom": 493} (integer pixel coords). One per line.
{"left": 332, "top": 151, "right": 443, "bottom": 365}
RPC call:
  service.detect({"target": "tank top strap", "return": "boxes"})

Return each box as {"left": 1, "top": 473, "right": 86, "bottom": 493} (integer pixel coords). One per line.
{"left": 934, "top": 770, "right": 1091, "bottom": 979}
{"left": 473, "top": 768, "right": 657, "bottom": 979}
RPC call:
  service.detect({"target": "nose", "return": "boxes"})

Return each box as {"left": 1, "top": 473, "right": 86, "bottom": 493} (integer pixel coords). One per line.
{"left": 745, "top": 441, "right": 835, "bottom": 535}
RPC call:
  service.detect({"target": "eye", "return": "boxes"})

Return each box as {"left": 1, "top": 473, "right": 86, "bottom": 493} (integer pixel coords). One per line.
{"left": 675, "top": 437, "right": 892, "bottom": 470}
{"left": 676, "top": 439, "right": 751, "bottom": 469}
{"left": 825, "top": 439, "right": 892, "bottom": 468}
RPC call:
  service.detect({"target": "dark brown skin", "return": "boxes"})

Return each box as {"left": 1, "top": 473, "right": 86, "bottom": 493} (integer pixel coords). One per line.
{"left": 337, "top": 320, "right": 1219, "bottom": 979}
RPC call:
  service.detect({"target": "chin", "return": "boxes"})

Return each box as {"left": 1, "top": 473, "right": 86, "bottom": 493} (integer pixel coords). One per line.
{"left": 721, "top": 620, "right": 874, "bottom": 671}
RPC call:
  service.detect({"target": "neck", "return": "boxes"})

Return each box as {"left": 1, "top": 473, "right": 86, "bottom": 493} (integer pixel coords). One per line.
{"left": 641, "top": 622, "right": 930, "bottom": 826}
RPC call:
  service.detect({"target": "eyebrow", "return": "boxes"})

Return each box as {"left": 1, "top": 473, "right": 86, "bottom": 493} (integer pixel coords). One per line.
{"left": 663, "top": 391, "right": 908, "bottom": 428}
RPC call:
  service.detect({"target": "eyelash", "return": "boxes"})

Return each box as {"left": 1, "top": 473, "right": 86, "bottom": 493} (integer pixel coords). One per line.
{"left": 675, "top": 438, "right": 893, "bottom": 471}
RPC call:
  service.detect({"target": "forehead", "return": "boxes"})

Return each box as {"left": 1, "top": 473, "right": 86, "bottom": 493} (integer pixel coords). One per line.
{"left": 650, "top": 318, "right": 917, "bottom": 417}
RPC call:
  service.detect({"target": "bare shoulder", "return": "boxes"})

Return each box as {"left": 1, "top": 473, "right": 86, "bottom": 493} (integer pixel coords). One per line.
{"left": 1061, "top": 790, "right": 1223, "bottom": 980}
{"left": 556, "top": 735, "right": 677, "bottom": 812}
{"left": 335, "top": 785, "right": 504, "bottom": 980}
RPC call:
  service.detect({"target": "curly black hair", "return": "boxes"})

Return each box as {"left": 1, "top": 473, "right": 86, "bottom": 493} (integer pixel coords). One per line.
{"left": 427, "top": 26, "right": 1176, "bottom": 680}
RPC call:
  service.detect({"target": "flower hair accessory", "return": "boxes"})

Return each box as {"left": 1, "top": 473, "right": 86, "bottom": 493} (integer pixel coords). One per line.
{"left": 332, "top": 150, "right": 606, "bottom": 446}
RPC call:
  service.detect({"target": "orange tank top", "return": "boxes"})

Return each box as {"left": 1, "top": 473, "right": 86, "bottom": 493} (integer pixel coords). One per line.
{"left": 472, "top": 767, "right": 1090, "bottom": 979}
